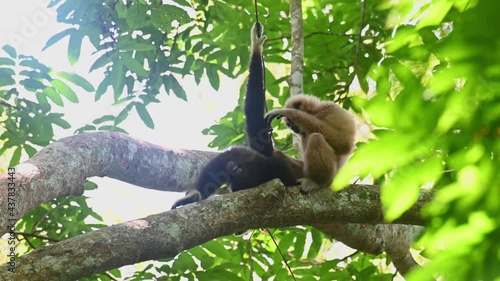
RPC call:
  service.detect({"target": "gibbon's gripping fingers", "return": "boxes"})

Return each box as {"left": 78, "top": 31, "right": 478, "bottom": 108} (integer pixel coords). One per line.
{"left": 251, "top": 22, "right": 267, "bottom": 52}
{"left": 297, "top": 178, "right": 323, "bottom": 194}
{"left": 264, "top": 112, "right": 283, "bottom": 126}
{"left": 302, "top": 133, "right": 336, "bottom": 193}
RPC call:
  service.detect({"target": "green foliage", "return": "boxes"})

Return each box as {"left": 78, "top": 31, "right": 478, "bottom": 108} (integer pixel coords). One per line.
{"left": 2, "top": 0, "right": 499, "bottom": 279}
{"left": 0, "top": 47, "right": 93, "bottom": 165}
{"left": 15, "top": 195, "right": 106, "bottom": 252}
{"left": 120, "top": 227, "right": 386, "bottom": 281}
{"left": 334, "top": 0, "right": 500, "bottom": 280}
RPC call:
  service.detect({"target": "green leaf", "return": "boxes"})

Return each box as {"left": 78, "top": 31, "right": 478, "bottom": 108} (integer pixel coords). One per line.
{"left": 334, "top": 131, "right": 437, "bottom": 190}
{"left": 95, "top": 76, "right": 111, "bottom": 101}
{"left": 202, "top": 240, "right": 231, "bottom": 260}
{"left": 135, "top": 103, "right": 154, "bottom": 129}
{"left": 0, "top": 70, "right": 15, "bottom": 86}
{"left": 126, "top": 4, "right": 147, "bottom": 29}
{"left": 90, "top": 51, "right": 114, "bottom": 72}
{"left": 36, "top": 92, "right": 50, "bottom": 107}
{"left": 68, "top": 32, "right": 83, "bottom": 65}
{"left": 115, "top": 102, "right": 135, "bottom": 125}
{"left": 115, "top": 1, "right": 128, "bottom": 18}
{"left": 23, "top": 144, "right": 38, "bottom": 157}
{"left": 19, "top": 56, "right": 51, "bottom": 73}
{"left": 93, "top": 115, "right": 115, "bottom": 124}
{"left": 169, "top": 75, "right": 187, "bottom": 101}
{"left": 49, "top": 113, "right": 71, "bottom": 129}
{"left": 2, "top": 45, "right": 17, "bottom": 58}
{"left": 382, "top": 155, "right": 443, "bottom": 221}
{"left": 57, "top": 72, "right": 95, "bottom": 92}
{"left": 84, "top": 180, "right": 98, "bottom": 191}
{"left": 0, "top": 58, "right": 15, "bottom": 66}
{"left": 111, "top": 62, "right": 125, "bottom": 100}
{"left": 43, "top": 28, "right": 74, "bottom": 51}
{"left": 43, "top": 87, "right": 64, "bottom": 106}
{"left": 172, "top": 0, "right": 191, "bottom": 7}
{"left": 52, "top": 79, "right": 79, "bottom": 103}
{"left": 75, "top": 124, "right": 97, "bottom": 134}
{"left": 206, "top": 65, "right": 220, "bottom": 90}
{"left": 9, "top": 146, "right": 22, "bottom": 167}
{"left": 172, "top": 252, "right": 197, "bottom": 273}
{"left": 20, "top": 79, "right": 46, "bottom": 91}
{"left": 122, "top": 53, "right": 148, "bottom": 77}
{"left": 416, "top": 0, "right": 453, "bottom": 29}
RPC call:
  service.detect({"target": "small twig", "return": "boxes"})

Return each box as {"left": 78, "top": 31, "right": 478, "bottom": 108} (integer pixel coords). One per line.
{"left": 266, "top": 32, "right": 356, "bottom": 43}
{"left": 0, "top": 100, "right": 21, "bottom": 110}
{"left": 32, "top": 198, "right": 71, "bottom": 231}
{"left": 15, "top": 231, "right": 60, "bottom": 243}
{"left": 304, "top": 31, "right": 358, "bottom": 40}
{"left": 267, "top": 229, "right": 297, "bottom": 281}
{"left": 344, "top": 0, "right": 367, "bottom": 93}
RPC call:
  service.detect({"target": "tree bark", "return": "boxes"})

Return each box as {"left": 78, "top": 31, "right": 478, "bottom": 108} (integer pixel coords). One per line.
{"left": 289, "top": 0, "right": 304, "bottom": 96}
{"left": 0, "top": 177, "right": 430, "bottom": 280}
{"left": 0, "top": 132, "right": 430, "bottom": 278}
{"left": 0, "top": 131, "right": 216, "bottom": 236}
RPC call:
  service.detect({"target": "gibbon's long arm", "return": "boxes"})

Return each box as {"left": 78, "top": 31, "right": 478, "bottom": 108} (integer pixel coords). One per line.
{"left": 245, "top": 22, "right": 273, "bottom": 157}
{"left": 266, "top": 108, "right": 354, "bottom": 155}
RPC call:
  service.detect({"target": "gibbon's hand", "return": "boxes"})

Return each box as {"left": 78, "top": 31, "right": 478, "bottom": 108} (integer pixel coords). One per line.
{"left": 264, "top": 110, "right": 284, "bottom": 124}
{"left": 265, "top": 109, "right": 302, "bottom": 134}
{"left": 251, "top": 22, "right": 267, "bottom": 52}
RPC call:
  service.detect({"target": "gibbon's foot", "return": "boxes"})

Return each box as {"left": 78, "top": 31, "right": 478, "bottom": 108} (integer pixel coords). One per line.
{"left": 298, "top": 178, "right": 327, "bottom": 194}
{"left": 171, "top": 191, "right": 202, "bottom": 209}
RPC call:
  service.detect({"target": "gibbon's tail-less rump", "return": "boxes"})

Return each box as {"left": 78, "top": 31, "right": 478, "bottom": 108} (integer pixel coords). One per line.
{"left": 266, "top": 94, "right": 356, "bottom": 192}
{"left": 171, "top": 23, "right": 303, "bottom": 209}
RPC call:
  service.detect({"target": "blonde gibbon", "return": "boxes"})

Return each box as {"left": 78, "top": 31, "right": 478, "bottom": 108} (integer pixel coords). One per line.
{"left": 265, "top": 94, "right": 356, "bottom": 192}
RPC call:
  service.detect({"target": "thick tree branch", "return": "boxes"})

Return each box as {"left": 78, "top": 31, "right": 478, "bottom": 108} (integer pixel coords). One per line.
{"left": 0, "top": 180, "right": 430, "bottom": 280}
{"left": 0, "top": 131, "right": 216, "bottom": 236}
{"left": 0, "top": 131, "right": 430, "bottom": 277}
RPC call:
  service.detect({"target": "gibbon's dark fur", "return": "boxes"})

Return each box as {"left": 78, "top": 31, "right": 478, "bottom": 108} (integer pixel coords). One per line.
{"left": 171, "top": 23, "right": 302, "bottom": 209}
{"left": 266, "top": 94, "right": 356, "bottom": 192}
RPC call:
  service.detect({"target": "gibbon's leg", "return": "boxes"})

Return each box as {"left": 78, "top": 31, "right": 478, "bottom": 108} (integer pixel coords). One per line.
{"left": 301, "top": 132, "right": 337, "bottom": 192}
{"left": 273, "top": 150, "right": 304, "bottom": 180}
{"left": 245, "top": 22, "right": 273, "bottom": 156}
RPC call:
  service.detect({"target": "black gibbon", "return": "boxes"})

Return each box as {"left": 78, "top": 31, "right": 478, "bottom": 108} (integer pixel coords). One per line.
{"left": 266, "top": 94, "right": 356, "bottom": 192}
{"left": 171, "top": 23, "right": 303, "bottom": 209}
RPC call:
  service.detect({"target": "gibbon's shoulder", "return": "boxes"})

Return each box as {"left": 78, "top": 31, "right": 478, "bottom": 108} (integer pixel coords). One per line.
{"left": 285, "top": 94, "right": 351, "bottom": 120}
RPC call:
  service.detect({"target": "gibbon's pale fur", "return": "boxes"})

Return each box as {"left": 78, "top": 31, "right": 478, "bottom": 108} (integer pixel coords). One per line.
{"left": 266, "top": 94, "right": 356, "bottom": 192}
